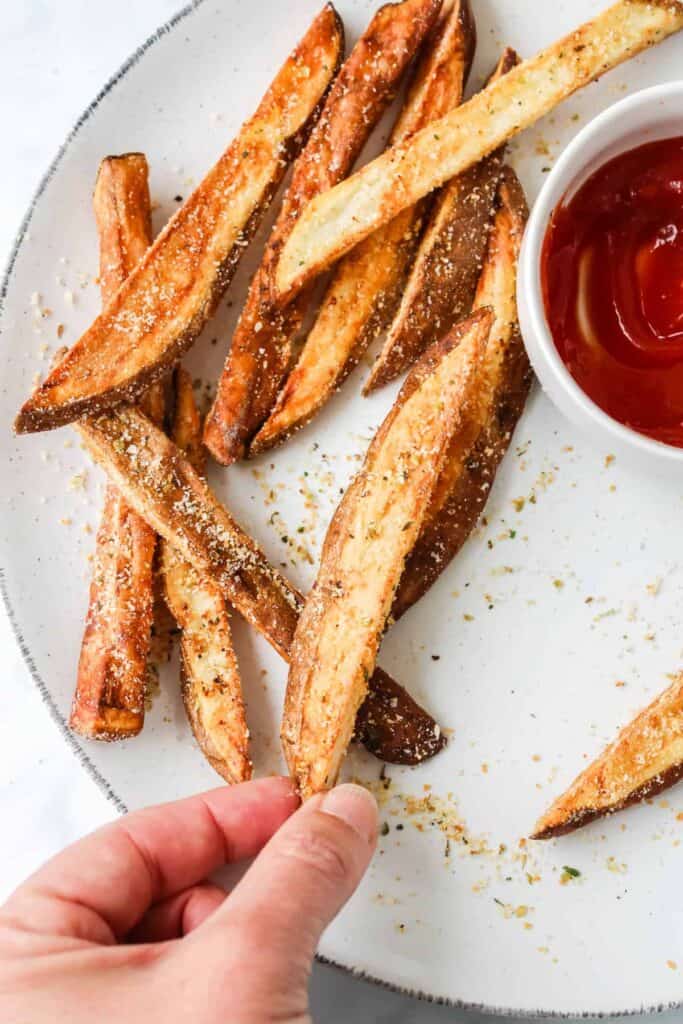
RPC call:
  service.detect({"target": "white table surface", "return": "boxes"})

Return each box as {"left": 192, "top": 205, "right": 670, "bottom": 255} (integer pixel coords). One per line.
{"left": 0, "top": 3, "right": 679, "bottom": 1021}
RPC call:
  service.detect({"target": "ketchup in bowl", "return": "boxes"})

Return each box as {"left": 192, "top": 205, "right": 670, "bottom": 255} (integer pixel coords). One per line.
{"left": 541, "top": 137, "right": 683, "bottom": 447}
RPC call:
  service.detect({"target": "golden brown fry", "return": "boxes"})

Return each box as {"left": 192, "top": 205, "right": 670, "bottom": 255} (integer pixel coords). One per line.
{"left": 71, "top": 485, "right": 157, "bottom": 739}
{"left": 251, "top": 0, "right": 475, "bottom": 454}
{"left": 162, "top": 368, "right": 251, "bottom": 784}
{"left": 393, "top": 167, "right": 531, "bottom": 618}
{"left": 70, "top": 155, "right": 159, "bottom": 741}
{"left": 204, "top": 0, "right": 442, "bottom": 465}
{"left": 532, "top": 673, "right": 683, "bottom": 839}
{"left": 16, "top": 6, "right": 343, "bottom": 434}
{"left": 76, "top": 405, "right": 445, "bottom": 765}
{"left": 365, "top": 48, "right": 518, "bottom": 392}
{"left": 284, "top": 309, "right": 492, "bottom": 799}
{"left": 92, "top": 154, "right": 152, "bottom": 301}
{"left": 274, "top": 0, "right": 683, "bottom": 303}
{"left": 172, "top": 367, "right": 205, "bottom": 474}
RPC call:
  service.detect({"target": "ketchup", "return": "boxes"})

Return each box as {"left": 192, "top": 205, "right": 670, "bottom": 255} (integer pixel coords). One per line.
{"left": 542, "top": 137, "right": 683, "bottom": 446}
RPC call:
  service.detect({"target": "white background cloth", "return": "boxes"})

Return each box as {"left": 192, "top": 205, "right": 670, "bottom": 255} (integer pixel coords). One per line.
{"left": 0, "top": 4, "right": 675, "bottom": 1021}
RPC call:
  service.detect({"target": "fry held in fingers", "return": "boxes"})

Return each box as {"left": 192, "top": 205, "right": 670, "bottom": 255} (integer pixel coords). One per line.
{"left": 251, "top": 0, "right": 476, "bottom": 454}
{"left": 204, "top": 0, "right": 442, "bottom": 465}
{"left": 365, "top": 47, "right": 518, "bottom": 392}
{"left": 70, "top": 154, "right": 160, "bottom": 741}
{"left": 533, "top": 673, "right": 683, "bottom": 839}
{"left": 16, "top": 5, "right": 343, "bottom": 434}
{"left": 393, "top": 167, "right": 531, "bottom": 618}
{"left": 284, "top": 309, "right": 493, "bottom": 799}
{"left": 274, "top": 0, "right": 683, "bottom": 303}
{"left": 76, "top": 405, "right": 445, "bottom": 766}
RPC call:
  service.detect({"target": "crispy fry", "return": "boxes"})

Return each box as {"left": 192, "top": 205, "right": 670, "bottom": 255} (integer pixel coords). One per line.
{"left": 365, "top": 48, "right": 518, "bottom": 392}
{"left": 92, "top": 154, "right": 152, "bottom": 301}
{"left": 71, "top": 482, "right": 157, "bottom": 739}
{"left": 76, "top": 405, "right": 445, "bottom": 765}
{"left": 171, "top": 367, "right": 205, "bottom": 473}
{"left": 393, "top": 167, "right": 531, "bottom": 618}
{"left": 204, "top": 0, "right": 442, "bottom": 465}
{"left": 284, "top": 309, "right": 493, "bottom": 798}
{"left": 15, "top": 6, "right": 343, "bottom": 434}
{"left": 70, "top": 155, "right": 160, "bottom": 741}
{"left": 162, "top": 368, "right": 251, "bottom": 784}
{"left": 274, "top": 0, "right": 683, "bottom": 303}
{"left": 532, "top": 673, "right": 683, "bottom": 839}
{"left": 251, "top": 0, "right": 475, "bottom": 454}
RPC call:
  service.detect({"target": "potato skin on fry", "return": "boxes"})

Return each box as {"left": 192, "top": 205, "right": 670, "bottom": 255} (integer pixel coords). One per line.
{"left": 16, "top": 5, "right": 343, "bottom": 433}
{"left": 92, "top": 154, "right": 152, "bottom": 301}
{"left": 250, "top": 0, "right": 476, "bottom": 454}
{"left": 274, "top": 0, "right": 683, "bottom": 303}
{"left": 77, "top": 405, "right": 444, "bottom": 766}
{"left": 71, "top": 490, "right": 156, "bottom": 740}
{"left": 393, "top": 166, "right": 531, "bottom": 618}
{"left": 284, "top": 309, "right": 493, "bottom": 799}
{"left": 71, "top": 154, "right": 158, "bottom": 742}
{"left": 532, "top": 673, "right": 683, "bottom": 839}
{"left": 204, "top": 0, "right": 442, "bottom": 465}
{"left": 162, "top": 367, "right": 251, "bottom": 785}
{"left": 365, "top": 47, "right": 518, "bottom": 393}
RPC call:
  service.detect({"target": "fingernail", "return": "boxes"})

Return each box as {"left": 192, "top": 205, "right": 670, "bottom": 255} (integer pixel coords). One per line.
{"left": 320, "top": 783, "right": 378, "bottom": 843}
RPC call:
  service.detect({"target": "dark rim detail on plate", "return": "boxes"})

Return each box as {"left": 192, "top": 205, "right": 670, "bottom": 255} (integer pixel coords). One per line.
{"left": 0, "top": 1, "right": 680, "bottom": 1017}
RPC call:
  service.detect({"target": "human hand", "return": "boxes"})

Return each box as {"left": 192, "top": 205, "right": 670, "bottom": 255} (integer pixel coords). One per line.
{"left": 0, "top": 777, "right": 378, "bottom": 1023}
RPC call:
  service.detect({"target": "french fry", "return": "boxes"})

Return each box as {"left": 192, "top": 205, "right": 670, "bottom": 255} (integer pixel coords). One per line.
{"left": 92, "top": 154, "right": 153, "bottom": 305}
{"left": 251, "top": 0, "right": 476, "bottom": 454}
{"left": 76, "top": 405, "right": 445, "bottom": 765}
{"left": 393, "top": 167, "right": 531, "bottom": 618}
{"left": 532, "top": 673, "right": 683, "bottom": 839}
{"left": 15, "top": 6, "right": 343, "bottom": 433}
{"left": 171, "top": 367, "right": 206, "bottom": 472}
{"left": 70, "top": 155, "right": 160, "bottom": 741}
{"left": 204, "top": 0, "right": 442, "bottom": 465}
{"left": 365, "top": 47, "right": 518, "bottom": 392}
{"left": 284, "top": 309, "right": 493, "bottom": 799}
{"left": 162, "top": 368, "right": 251, "bottom": 784}
{"left": 274, "top": 0, "right": 683, "bottom": 303}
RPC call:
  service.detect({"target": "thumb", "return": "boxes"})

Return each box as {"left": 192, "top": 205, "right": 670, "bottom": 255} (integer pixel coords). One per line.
{"left": 195, "top": 783, "right": 377, "bottom": 1019}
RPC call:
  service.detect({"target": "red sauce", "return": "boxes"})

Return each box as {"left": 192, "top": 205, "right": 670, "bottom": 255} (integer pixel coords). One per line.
{"left": 542, "top": 137, "right": 683, "bottom": 446}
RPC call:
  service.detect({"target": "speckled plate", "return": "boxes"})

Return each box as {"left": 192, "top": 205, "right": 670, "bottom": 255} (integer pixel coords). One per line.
{"left": 2, "top": 0, "right": 683, "bottom": 1016}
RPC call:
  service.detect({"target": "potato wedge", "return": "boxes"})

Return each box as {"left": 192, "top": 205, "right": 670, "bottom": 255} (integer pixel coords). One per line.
{"left": 162, "top": 368, "right": 251, "bottom": 784}
{"left": 70, "top": 154, "right": 159, "bottom": 741}
{"left": 274, "top": 0, "right": 683, "bottom": 303}
{"left": 76, "top": 405, "right": 445, "bottom": 765}
{"left": 71, "top": 482, "right": 157, "bottom": 739}
{"left": 284, "top": 309, "right": 493, "bottom": 799}
{"left": 92, "top": 154, "right": 153, "bottom": 304}
{"left": 250, "top": 0, "right": 475, "bottom": 454}
{"left": 15, "top": 5, "right": 343, "bottom": 433}
{"left": 393, "top": 167, "right": 531, "bottom": 617}
{"left": 171, "top": 366, "right": 206, "bottom": 474}
{"left": 365, "top": 48, "right": 518, "bottom": 392}
{"left": 204, "top": 0, "right": 442, "bottom": 465}
{"left": 532, "top": 673, "right": 683, "bottom": 839}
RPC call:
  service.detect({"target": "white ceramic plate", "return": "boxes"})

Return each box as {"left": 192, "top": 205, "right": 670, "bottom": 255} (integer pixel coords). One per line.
{"left": 2, "top": 0, "right": 683, "bottom": 1016}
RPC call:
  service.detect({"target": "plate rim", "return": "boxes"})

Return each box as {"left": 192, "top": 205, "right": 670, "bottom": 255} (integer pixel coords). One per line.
{"left": 0, "top": 1, "right": 681, "bottom": 1016}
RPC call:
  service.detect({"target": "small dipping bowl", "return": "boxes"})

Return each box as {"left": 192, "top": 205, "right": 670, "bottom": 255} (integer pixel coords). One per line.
{"left": 517, "top": 82, "right": 683, "bottom": 471}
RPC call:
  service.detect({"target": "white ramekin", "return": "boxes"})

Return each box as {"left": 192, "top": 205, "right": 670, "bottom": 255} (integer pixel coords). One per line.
{"left": 517, "top": 82, "right": 683, "bottom": 470}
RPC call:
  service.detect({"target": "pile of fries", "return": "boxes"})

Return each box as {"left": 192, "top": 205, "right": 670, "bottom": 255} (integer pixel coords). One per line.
{"left": 15, "top": 0, "right": 683, "bottom": 836}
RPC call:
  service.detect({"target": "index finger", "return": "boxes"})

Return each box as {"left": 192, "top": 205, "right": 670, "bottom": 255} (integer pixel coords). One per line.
{"left": 2, "top": 776, "right": 298, "bottom": 942}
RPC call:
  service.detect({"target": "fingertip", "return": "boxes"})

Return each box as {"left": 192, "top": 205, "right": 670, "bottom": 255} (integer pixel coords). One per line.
{"left": 204, "top": 775, "right": 299, "bottom": 810}
{"left": 267, "top": 775, "right": 301, "bottom": 802}
{"left": 319, "top": 784, "right": 378, "bottom": 845}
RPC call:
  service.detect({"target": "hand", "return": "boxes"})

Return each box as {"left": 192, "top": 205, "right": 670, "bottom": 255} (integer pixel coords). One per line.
{"left": 0, "top": 777, "right": 377, "bottom": 1023}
